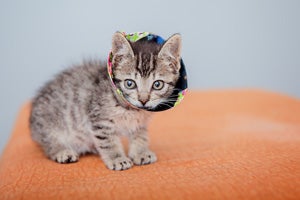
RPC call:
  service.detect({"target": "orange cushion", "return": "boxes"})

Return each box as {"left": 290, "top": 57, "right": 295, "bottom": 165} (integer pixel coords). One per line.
{"left": 0, "top": 90, "right": 299, "bottom": 200}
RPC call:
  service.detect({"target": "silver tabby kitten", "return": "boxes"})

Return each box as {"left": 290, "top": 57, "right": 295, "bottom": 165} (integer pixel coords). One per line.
{"left": 30, "top": 32, "right": 182, "bottom": 170}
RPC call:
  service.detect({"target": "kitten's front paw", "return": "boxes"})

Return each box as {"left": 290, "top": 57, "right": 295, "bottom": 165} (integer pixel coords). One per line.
{"left": 129, "top": 150, "right": 157, "bottom": 166}
{"left": 105, "top": 156, "right": 133, "bottom": 171}
{"left": 53, "top": 149, "right": 79, "bottom": 164}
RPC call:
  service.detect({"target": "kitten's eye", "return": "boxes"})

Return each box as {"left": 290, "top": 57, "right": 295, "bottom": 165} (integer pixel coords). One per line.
{"left": 152, "top": 80, "right": 164, "bottom": 90}
{"left": 124, "top": 79, "right": 136, "bottom": 89}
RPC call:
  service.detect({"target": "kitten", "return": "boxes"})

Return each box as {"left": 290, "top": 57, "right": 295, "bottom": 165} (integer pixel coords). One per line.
{"left": 30, "top": 32, "right": 182, "bottom": 170}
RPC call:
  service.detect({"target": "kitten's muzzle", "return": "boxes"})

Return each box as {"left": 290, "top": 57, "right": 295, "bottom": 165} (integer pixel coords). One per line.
{"left": 139, "top": 99, "right": 148, "bottom": 106}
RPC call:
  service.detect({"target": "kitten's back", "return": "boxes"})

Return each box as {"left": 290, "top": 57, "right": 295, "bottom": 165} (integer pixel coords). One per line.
{"left": 30, "top": 60, "right": 108, "bottom": 143}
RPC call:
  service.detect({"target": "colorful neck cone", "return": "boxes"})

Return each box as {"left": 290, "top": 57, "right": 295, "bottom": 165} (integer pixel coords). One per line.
{"left": 107, "top": 32, "right": 188, "bottom": 112}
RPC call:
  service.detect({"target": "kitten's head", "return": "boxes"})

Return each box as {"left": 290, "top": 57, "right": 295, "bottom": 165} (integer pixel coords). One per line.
{"left": 109, "top": 32, "right": 185, "bottom": 111}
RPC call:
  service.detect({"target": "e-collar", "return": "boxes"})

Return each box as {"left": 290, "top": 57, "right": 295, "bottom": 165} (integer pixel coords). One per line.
{"left": 107, "top": 32, "right": 188, "bottom": 112}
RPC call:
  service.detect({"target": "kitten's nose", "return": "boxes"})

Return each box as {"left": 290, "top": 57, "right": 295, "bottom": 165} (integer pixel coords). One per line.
{"left": 138, "top": 94, "right": 150, "bottom": 106}
{"left": 139, "top": 99, "right": 148, "bottom": 106}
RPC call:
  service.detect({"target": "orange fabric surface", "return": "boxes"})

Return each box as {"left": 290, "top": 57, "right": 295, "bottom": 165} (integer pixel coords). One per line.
{"left": 0, "top": 90, "right": 300, "bottom": 200}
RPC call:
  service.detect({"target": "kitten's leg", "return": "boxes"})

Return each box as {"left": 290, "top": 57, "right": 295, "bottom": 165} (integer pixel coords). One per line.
{"left": 52, "top": 149, "right": 78, "bottom": 164}
{"left": 128, "top": 127, "right": 157, "bottom": 165}
{"left": 92, "top": 121, "right": 133, "bottom": 170}
{"left": 31, "top": 111, "right": 79, "bottom": 164}
{"left": 38, "top": 134, "right": 79, "bottom": 164}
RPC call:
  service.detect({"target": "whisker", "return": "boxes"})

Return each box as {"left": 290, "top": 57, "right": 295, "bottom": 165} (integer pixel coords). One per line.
{"left": 163, "top": 101, "right": 177, "bottom": 104}
{"left": 166, "top": 95, "right": 180, "bottom": 99}
{"left": 150, "top": 97, "right": 177, "bottom": 102}
{"left": 172, "top": 88, "right": 183, "bottom": 92}
{"left": 160, "top": 99, "right": 178, "bottom": 104}
{"left": 157, "top": 103, "right": 173, "bottom": 109}
{"left": 161, "top": 101, "right": 177, "bottom": 105}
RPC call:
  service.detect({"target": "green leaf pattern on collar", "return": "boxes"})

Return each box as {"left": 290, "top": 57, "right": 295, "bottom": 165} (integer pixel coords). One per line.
{"left": 124, "top": 32, "right": 150, "bottom": 42}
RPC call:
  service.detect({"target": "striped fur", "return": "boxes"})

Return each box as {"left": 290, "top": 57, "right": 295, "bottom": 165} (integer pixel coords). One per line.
{"left": 30, "top": 33, "right": 182, "bottom": 170}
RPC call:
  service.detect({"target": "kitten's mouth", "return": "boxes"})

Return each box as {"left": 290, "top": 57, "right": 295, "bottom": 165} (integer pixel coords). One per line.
{"left": 138, "top": 105, "right": 155, "bottom": 111}
{"left": 122, "top": 96, "right": 154, "bottom": 111}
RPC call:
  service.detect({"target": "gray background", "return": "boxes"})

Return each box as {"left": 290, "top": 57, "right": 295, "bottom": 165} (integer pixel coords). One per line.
{"left": 1, "top": 0, "right": 299, "bottom": 154}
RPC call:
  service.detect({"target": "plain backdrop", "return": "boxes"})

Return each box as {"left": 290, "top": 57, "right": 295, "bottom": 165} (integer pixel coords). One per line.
{"left": 1, "top": 0, "right": 299, "bottom": 154}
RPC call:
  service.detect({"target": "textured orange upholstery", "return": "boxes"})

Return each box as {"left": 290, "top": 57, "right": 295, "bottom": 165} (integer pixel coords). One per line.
{"left": 0, "top": 90, "right": 299, "bottom": 200}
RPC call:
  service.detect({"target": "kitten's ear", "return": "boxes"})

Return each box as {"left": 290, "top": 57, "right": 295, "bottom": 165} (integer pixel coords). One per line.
{"left": 111, "top": 32, "right": 134, "bottom": 57}
{"left": 158, "top": 33, "right": 182, "bottom": 61}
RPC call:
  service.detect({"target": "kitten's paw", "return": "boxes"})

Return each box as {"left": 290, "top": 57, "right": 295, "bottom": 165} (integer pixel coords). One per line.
{"left": 105, "top": 156, "right": 133, "bottom": 171}
{"left": 53, "top": 149, "right": 79, "bottom": 164}
{"left": 129, "top": 150, "right": 157, "bottom": 166}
